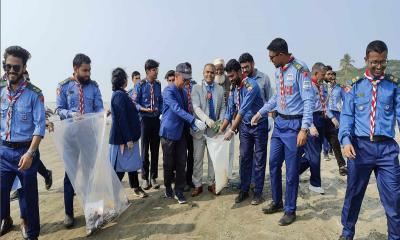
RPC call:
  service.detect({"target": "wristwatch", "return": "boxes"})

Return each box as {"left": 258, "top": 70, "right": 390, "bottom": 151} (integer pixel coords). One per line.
{"left": 27, "top": 149, "right": 36, "bottom": 157}
{"left": 300, "top": 128, "right": 309, "bottom": 134}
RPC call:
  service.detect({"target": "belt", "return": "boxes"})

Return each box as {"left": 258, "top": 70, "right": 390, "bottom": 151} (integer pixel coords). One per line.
{"left": 277, "top": 113, "right": 303, "bottom": 120}
{"left": 357, "top": 136, "right": 392, "bottom": 142}
{"left": 313, "top": 111, "right": 324, "bottom": 116}
{"left": 1, "top": 140, "right": 32, "bottom": 149}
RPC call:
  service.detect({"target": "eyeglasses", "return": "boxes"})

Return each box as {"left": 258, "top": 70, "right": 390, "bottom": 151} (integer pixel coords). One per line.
{"left": 269, "top": 53, "right": 280, "bottom": 61}
{"left": 3, "top": 64, "right": 22, "bottom": 72}
{"left": 368, "top": 60, "right": 388, "bottom": 67}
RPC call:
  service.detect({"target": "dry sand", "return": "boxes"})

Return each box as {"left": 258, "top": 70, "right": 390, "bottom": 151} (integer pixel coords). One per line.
{"left": 3, "top": 133, "right": 393, "bottom": 240}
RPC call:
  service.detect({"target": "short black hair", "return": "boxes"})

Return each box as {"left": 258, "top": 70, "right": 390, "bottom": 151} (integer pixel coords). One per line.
{"left": 144, "top": 59, "right": 159, "bottom": 71}
{"left": 185, "top": 62, "right": 192, "bottom": 70}
{"left": 3, "top": 46, "right": 31, "bottom": 65}
{"left": 324, "top": 65, "right": 333, "bottom": 71}
{"left": 267, "top": 38, "right": 289, "bottom": 54}
{"left": 73, "top": 53, "right": 91, "bottom": 68}
{"left": 238, "top": 53, "right": 254, "bottom": 64}
{"left": 111, "top": 67, "right": 128, "bottom": 91}
{"left": 131, "top": 71, "right": 140, "bottom": 78}
{"left": 225, "top": 59, "right": 241, "bottom": 72}
{"left": 165, "top": 70, "right": 175, "bottom": 80}
{"left": 366, "top": 40, "right": 388, "bottom": 56}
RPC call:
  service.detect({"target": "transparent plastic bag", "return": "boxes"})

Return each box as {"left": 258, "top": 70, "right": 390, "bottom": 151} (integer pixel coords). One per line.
{"left": 205, "top": 135, "right": 230, "bottom": 194}
{"left": 51, "top": 112, "right": 129, "bottom": 235}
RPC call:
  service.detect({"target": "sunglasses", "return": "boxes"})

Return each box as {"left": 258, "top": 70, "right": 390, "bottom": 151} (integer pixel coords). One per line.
{"left": 3, "top": 64, "right": 22, "bottom": 72}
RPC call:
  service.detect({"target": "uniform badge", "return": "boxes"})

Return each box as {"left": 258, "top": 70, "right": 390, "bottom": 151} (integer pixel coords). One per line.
{"left": 287, "top": 74, "right": 294, "bottom": 81}
{"left": 303, "top": 80, "right": 311, "bottom": 89}
{"left": 356, "top": 93, "right": 365, "bottom": 97}
{"left": 39, "top": 95, "right": 45, "bottom": 102}
{"left": 384, "top": 105, "right": 390, "bottom": 111}
{"left": 358, "top": 105, "right": 365, "bottom": 111}
{"left": 21, "top": 113, "right": 27, "bottom": 121}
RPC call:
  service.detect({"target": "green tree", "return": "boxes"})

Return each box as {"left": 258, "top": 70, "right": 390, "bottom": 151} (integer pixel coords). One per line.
{"left": 340, "top": 53, "right": 355, "bottom": 76}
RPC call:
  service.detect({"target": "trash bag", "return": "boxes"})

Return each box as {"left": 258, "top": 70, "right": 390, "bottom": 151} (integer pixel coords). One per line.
{"left": 51, "top": 112, "right": 129, "bottom": 235}
{"left": 205, "top": 135, "right": 230, "bottom": 194}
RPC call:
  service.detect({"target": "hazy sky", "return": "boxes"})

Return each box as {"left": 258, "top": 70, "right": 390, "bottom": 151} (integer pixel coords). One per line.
{"left": 1, "top": 0, "right": 399, "bottom": 102}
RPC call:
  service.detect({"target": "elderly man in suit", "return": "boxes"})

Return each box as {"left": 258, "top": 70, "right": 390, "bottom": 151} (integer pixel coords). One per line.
{"left": 190, "top": 64, "right": 226, "bottom": 197}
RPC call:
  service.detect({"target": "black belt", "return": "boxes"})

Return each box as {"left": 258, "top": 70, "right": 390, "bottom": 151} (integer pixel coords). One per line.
{"left": 277, "top": 113, "right": 303, "bottom": 120}
{"left": 357, "top": 136, "right": 392, "bottom": 142}
{"left": 1, "top": 141, "right": 31, "bottom": 149}
{"left": 313, "top": 111, "right": 324, "bottom": 116}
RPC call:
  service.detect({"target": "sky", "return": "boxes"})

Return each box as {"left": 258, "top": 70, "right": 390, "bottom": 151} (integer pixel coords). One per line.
{"left": 1, "top": 0, "right": 399, "bottom": 102}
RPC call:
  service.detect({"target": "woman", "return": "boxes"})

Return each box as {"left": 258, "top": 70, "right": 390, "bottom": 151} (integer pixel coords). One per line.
{"left": 109, "top": 67, "right": 147, "bottom": 198}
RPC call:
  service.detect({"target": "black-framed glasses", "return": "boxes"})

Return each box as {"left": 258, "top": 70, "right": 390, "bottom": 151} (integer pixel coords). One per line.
{"left": 368, "top": 60, "right": 388, "bottom": 67}
{"left": 3, "top": 63, "right": 22, "bottom": 72}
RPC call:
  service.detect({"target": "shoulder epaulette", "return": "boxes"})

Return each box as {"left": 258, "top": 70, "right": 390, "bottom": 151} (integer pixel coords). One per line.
{"left": 347, "top": 76, "right": 362, "bottom": 86}
{"left": 386, "top": 74, "right": 399, "bottom": 84}
{"left": 292, "top": 60, "right": 309, "bottom": 72}
{"left": 0, "top": 79, "right": 6, "bottom": 88}
{"left": 58, "top": 78, "right": 72, "bottom": 87}
{"left": 26, "top": 82, "right": 43, "bottom": 95}
{"left": 90, "top": 80, "right": 99, "bottom": 87}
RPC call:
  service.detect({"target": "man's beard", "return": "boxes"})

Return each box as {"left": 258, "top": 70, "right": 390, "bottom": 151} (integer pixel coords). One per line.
{"left": 7, "top": 72, "right": 23, "bottom": 85}
{"left": 214, "top": 74, "right": 225, "bottom": 85}
{"left": 77, "top": 75, "right": 90, "bottom": 85}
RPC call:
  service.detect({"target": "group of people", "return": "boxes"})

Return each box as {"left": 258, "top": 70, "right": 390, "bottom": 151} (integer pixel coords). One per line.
{"left": 0, "top": 37, "right": 399, "bottom": 240}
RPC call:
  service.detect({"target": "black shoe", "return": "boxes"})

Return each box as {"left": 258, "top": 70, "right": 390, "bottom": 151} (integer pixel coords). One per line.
{"left": 235, "top": 191, "right": 249, "bottom": 203}
{"left": 338, "top": 236, "right": 353, "bottom": 240}
{"left": 45, "top": 170, "right": 53, "bottom": 190}
{"left": 0, "top": 217, "right": 13, "bottom": 236}
{"left": 250, "top": 194, "right": 263, "bottom": 205}
{"left": 64, "top": 214, "right": 74, "bottom": 228}
{"left": 262, "top": 201, "right": 283, "bottom": 214}
{"left": 164, "top": 187, "right": 174, "bottom": 199}
{"left": 133, "top": 187, "right": 148, "bottom": 198}
{"left": 10, "top": 190, "right": 19, "bottom": 201}
{"left": 339, "top": 166, "right": 348, "bottom": 176}
{"left": 20, "top": 223, "right": 28, "bottom": 239}
{"left": 278, "top": 212, "right": 296, "bottom": 226}
{"left": 151, "top": 179, "right": 160, "bottom": 189}
{"left": 142, "top": 180, "right": 151, "bottom": 190}
{"left": 174, "top": 192, "right": 187, "bottom": 204}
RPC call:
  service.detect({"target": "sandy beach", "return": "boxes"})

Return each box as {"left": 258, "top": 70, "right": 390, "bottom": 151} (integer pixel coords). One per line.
{"left": 3, "top": 132, "right": 392, "bottom": 240}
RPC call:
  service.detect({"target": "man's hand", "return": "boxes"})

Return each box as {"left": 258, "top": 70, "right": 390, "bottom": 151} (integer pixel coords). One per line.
{"left": 331, "top": 117, "right": 340, "bottom": 129}
{"left": 18, "top": 152, "right": 33, "bottom": 171}
{"left": 206, "top": 119, "right": 215, "bottom": 129}
{"left": 45, "top": 107, "right": 54, "bottom": 119}
{"left": 194, "top": 119, "right": 207, "bottom": 131}
{"left": 46, "top": 119, "right": 54, "bottom": 132}
{"left": 127, "top": 141, "right": 134, "bottom": 149}
{"left": 343, "top": 144, "right": 356, "bottom": 159}
{"left": 224, "top": 129, "right": 235, "bottom": 141}
{"left": 251, "top": 112, "right": 262, "bottom": 126}
{"left": 297, "top": 129, "right": 307, "bottom": 147}
{"left": 309, "top": 126, "right": 319, "bottom": 137}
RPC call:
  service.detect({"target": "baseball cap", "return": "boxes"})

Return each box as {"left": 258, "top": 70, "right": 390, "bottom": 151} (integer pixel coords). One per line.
{"left": 175, "top": 62, "right": 192, "bottom": 80}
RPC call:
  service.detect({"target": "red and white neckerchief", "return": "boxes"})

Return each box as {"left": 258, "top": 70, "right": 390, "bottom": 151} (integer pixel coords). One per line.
{"left": 364, "top": 69, "right": 385, "bottom": 140}
{"left": 149, "top": 82, "right": 155, "bottom": 110}
{"left": 185, "top": 83, "right": 193, "bottom": 113}
{"left": 279, "top": 56, "right": 295, "bottom": 110}
{"left": 72, "top": 77, "right": 85, "bottom": 114}
{"left": 312, "top": 78, "right": 326, "bottom": 116}
{"left": 328, "top": 82, "right": 336, "bottom": 110}
{"left": 5, "top": 79, "right": 29, "bottom": 141}
{"left": 235, "top": 80, "right": 245, "bottom": 111}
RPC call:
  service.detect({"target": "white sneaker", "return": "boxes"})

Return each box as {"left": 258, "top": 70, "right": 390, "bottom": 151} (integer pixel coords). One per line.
{"left": 309, "top": 184, "right": 325, "bottom": 194}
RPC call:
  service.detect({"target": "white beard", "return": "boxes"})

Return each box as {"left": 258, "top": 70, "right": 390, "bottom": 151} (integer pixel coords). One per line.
{"left": 214, "top": 74, "right": 225, "bottom": 85}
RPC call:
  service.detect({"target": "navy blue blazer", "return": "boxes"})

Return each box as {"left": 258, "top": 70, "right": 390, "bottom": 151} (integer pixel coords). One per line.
{"left": 159, "top": 84, "right": 195, "bottom": 141}
{"left": 109, "top": 90, "right": 141, "bottom": 145}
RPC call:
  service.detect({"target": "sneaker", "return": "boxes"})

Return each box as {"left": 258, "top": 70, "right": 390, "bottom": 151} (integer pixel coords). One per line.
{"left": 151, "top": 179, "right": 160, "bottom": 189}
{"left": 262, "top": 201, "right": 283, "bottom": 214}
{"left": 45, "top": 170, "right": 53, "bottom": 190}
{"left": 174, "top": 192, "right": 187, "bottom": 204}
{"left": 339, "top": 166, "right": 348, "bottom": 176}
{"left": 10, "top": 190, "right": 19, "bottom": 201}
{"left": 251, "top": 194, "right": 263, "bottom": 205}
{"left": 0, "top": 216, "right": 13, "bottom": 236}
{"left": 324, "top": 154, "right": 330, "bottom": 161}
{"left": 63, "top": 214, "right": 74, "bottom": 228}
{"left": 309, "top": 184, "right": 325, "bottom": 194}
{"left": 278, "top": 212, "right": 296, "bottom": 226}
{"left": 235, "top": 191, "right": 249, "bottom": 203}
{"left": 133, "top": 187, "right": 148, "bottom": 198}
{"left": 142, "top": 180, "right": 151, "bottom": 190}
{"left": 164, "top": 187, "right": 174, "bottom": 199}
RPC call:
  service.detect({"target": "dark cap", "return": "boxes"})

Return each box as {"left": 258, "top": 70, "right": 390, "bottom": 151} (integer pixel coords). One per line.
{"left": 175, "top": 62, "right": 192, "bottom": 80}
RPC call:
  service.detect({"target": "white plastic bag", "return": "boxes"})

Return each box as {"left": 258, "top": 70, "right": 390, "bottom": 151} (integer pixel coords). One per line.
{"left": 205, "top": 135, "right": 230, "bottom": 194}
{"left": 52, "top": 112, "right": 129, "bottom": 235}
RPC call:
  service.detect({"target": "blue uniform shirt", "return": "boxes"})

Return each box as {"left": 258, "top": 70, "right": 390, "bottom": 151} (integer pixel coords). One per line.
{"left": 135, "top": 79, "right": 163, "bottom": 118}
{"left": 0, "top": 79, "right": 46, "bottom": 142}
{"left": 326, "top": 83, "right": 345, "bottom": 113}
{"left": 339, "top": 74, "right": 400, "bottom": 145}
{"left": 258, "top": 57, "right": 314, "bottom": 129}
{"left": 311, "top": 82, "right": 324, "bottom": 113}
{"left": 56, "top": 78, "right": 104, "bottom": 120}
{"left": 224, "top": 77, "right": 264, "bottom": 124}
{"left": 252, "top": 69, "right": 273, "bottom": 103}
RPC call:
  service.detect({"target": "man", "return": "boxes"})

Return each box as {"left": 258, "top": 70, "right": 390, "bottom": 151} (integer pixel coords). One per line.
{"left": 135, "top": 59, "right": 163, "bottom": 190}
{"left": 239, "top": 53, "right": 273, "bottom": 189}
{"left": 165, "top": 70, "right": 175, "bottom": 85}
{"left": 160, "top": 62, "right": 206, "bottom": 204}
{"left": 0, "top": 46, "right": 45, "bottom": 240}
{"left": 323, "top": 66, "right": 347, "bottom": 176}
{"left": 338, "top": 40, "right": 400, "bottom": 240}
{"left": 252, "top": 38, "right": 313, "bottom": 225}
{"left": 131, "top": 71, "right": 141, "bottom": 86}
{"left": 191, "top": 64, "right": 226, "bottom": 196}
{"left": 298, "top": 62, "right": 327, "bottom": 194}
{"left": 220, "top": 59, "right": 268, "bottom": 206}
{"left": 183, "top": 62, "right": 197, "bottom": 191}
{"left": 56, "top": 53, "right": 104, "bottom": 228}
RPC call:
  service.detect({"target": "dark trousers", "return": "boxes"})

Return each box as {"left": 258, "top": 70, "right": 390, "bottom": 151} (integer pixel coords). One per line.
{"left": 37, "top": 156, "right": 49, "bottom": 179}
{"left": 185, "top": 127, "right": 194, "bottom": 186}
{"left": 116, "top": 171, "right": 139, "bottom": 188}
{"left": 324, "top": 111, "right": 346, "bottom": 168}
{"left": 0, "top": 145, "right": 40, "bottom": 238}
{"left": 141, "top": 117, "right": 160, "bottom": 181}
{"left": 64, "top": 173, "right": 75, "bottom": 217}
{"left": 161, "top": 137, "right": 187, "bottom": 193}
{"left": 341, "top": 138, "right": 400, "bottom": 239}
